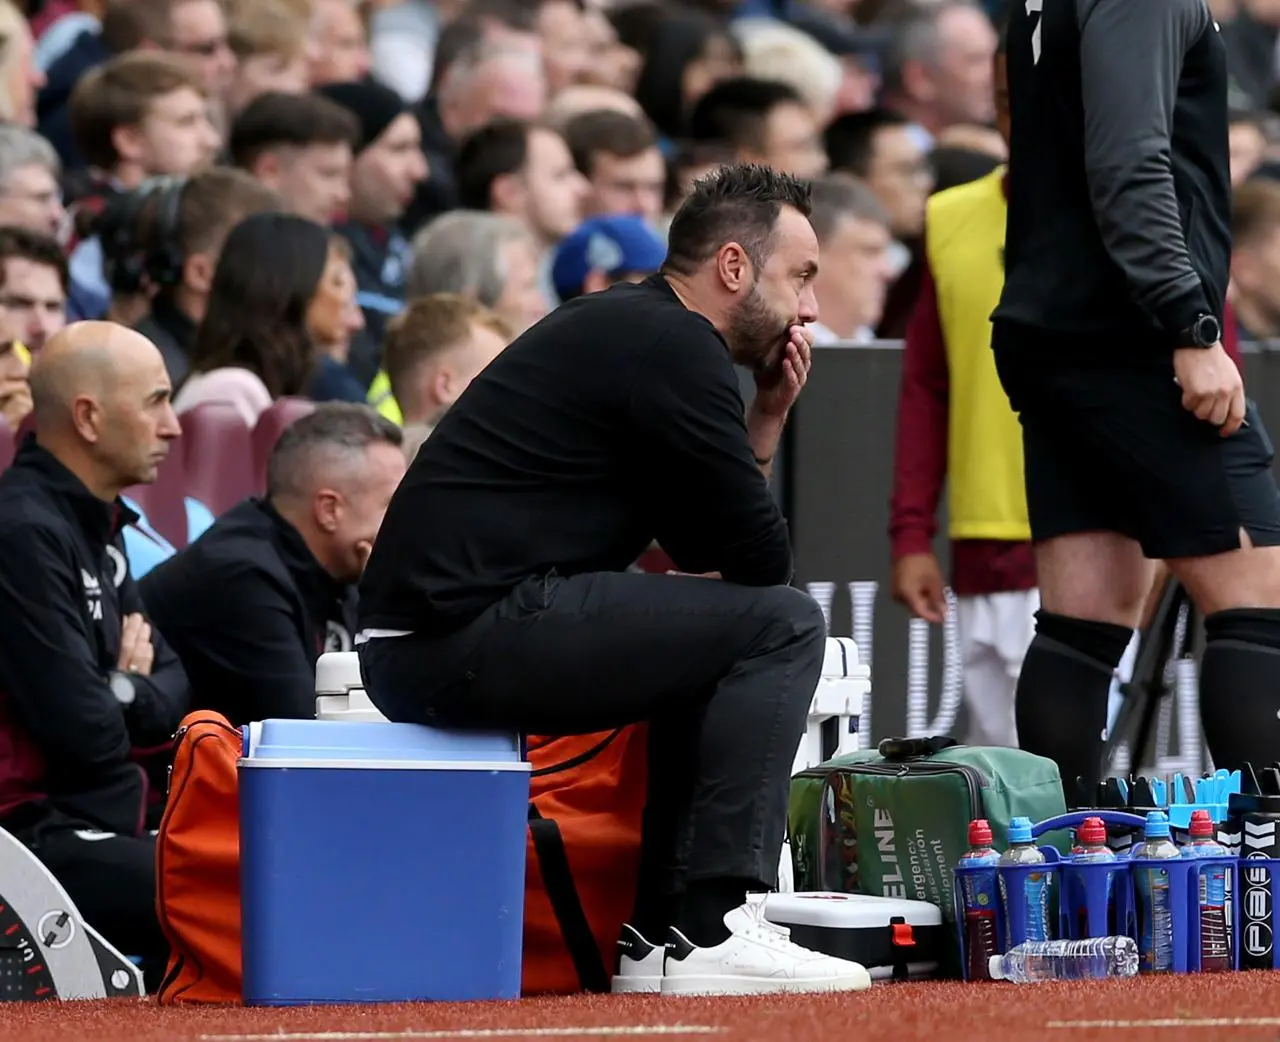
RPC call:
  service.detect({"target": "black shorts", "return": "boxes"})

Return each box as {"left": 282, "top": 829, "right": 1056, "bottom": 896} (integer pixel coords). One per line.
{"left": 992, "top": 322, "right": 1280, "bottom": 560}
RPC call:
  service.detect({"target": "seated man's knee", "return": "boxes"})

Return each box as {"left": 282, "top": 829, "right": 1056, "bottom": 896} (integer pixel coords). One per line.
{"left": 759, "top": 585, "right": 827, "bottom": 648}
{"left": 770, "top": 584, "right": 826, "bottom": 630}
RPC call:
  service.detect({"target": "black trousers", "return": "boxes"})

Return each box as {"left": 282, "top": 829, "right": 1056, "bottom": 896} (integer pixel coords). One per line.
{"left": 358, "top": 571, "right": 827, "bottom": 892}
{"left": 13, "top": 812, "right": 168, "bottom": 991}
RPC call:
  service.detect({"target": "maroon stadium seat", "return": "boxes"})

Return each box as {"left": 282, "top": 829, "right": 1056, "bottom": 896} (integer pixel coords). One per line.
{"left": 178, "top": 401, "right": 257, "bottom": 516}
{"left": 122, "top": 445, "right": 189, "bottom": 549}
{"left": 251, "top": 397, "right": 315, "bottom": 491}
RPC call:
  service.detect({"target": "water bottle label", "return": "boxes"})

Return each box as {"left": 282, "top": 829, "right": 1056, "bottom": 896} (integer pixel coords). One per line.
{"left": 961, "top": 869, "right": 997, "bottom": 912}
{"left": 1201, "top": 867, "right": 1226, "bottom": 908}
{"left": 1024, "top": 871, "right": 1049, "bottom": 942}
{"left": 1136, "top": 868, "right": 1174, "bottom": 973}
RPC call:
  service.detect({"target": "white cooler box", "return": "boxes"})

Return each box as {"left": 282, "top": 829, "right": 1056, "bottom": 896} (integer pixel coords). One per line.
{"left": 762, "top": 892, "right": 943, "bottom": 981}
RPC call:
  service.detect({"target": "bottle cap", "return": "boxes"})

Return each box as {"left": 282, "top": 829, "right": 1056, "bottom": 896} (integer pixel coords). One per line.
{"left": 968, "top": 819, "right": 993, "bottom": 847}
{"left": 1077, "top": 816, "right": 1107, "bottom": 847}
{"left": 1144, "top": 810, "right": 1171, "bottom": 838}
{"left": 988, "top": 954, "right": 1005, "bottom": 980}
{"left": 1189, "top": 808, "right": 1214, "bottom": 838}
{"left": 1008, "top": 816, "right": 1033, "bottom": 844}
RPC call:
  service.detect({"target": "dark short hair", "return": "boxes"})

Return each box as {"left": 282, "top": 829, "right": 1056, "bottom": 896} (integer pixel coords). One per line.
{"left": 662, "top": 162, "right": 811, "bottom": 276}
{"left": 930, "top": 145, "right": 1001, "bottom": 193}
{"left": 267, "top": 402, "right": 403, "bottom": 500}
{"left": 0, "top": 226, "right": 68, "bottom": 292}
{"left": 688, "top": 77, "right": 805, "bottom": 154}
{"left": 229, "top": 91, "right": 361, "bottom": 169}
{"left": 825, "top": 108, "right": 909, "bottom": 177}
{"left": 1233, "top": 178, "right": 1280, "bottom": 248}
{"left": 455, "top": 118, "right": 533, "bottom": 211}
{"left": 563, "top": 109, "right": 658, "bottom": 176}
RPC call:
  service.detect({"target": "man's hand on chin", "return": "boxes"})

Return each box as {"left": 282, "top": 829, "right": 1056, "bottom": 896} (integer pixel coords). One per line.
{"left": 748, "top": 324, "right": 813, "bottom": 466}
{"left": 750, "top": 325, "right": 813, "bottom": 417}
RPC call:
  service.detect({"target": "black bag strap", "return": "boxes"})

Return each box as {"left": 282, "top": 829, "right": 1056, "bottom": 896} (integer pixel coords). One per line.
{"left": 877, "top": 735, "right": 959, "bottom": 761}
{"left": 529, "top": 728, "right": 622, "bottom": 778}
{"left": 527, "top": 804, "right": 611, "bottom": 993}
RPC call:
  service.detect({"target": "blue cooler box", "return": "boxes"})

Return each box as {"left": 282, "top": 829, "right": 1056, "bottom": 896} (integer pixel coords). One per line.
{"left": 239, "top": 719, "right": 531, "bottom": 1005}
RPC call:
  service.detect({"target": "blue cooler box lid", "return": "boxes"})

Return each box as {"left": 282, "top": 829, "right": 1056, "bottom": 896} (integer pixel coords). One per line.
{"left": 240, "top": 719, "right": 528, "bottom": 771}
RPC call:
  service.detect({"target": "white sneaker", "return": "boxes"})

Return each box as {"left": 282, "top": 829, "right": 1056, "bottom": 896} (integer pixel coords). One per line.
{"left": 611, "top": 924, "right": 663, "bottom": 994}
{"left": 660, "top": 894, "right": 873, "bottom": 996}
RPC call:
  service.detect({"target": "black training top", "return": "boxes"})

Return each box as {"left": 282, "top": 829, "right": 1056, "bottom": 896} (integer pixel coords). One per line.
{"left": 994, "top": 0, "right": 1232, "bottom": 345}
{"left": 358, "top": 274, "right": 793, "bottom": 635}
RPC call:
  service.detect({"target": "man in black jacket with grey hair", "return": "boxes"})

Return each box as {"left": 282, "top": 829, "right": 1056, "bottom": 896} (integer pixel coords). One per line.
{"left": 994, "top": 0, "right": 1280, "bottom": 805}
{"left": 142, "top": 403, "right": 406, "bottom": 726}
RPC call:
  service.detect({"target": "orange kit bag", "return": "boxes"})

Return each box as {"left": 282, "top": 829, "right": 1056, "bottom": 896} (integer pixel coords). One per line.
{"left": 523, "top": 725, "right": 648, "bottom": 995}
{"left": 153, "top": 716, "right": 648, "bottom": 1001}
{"left": 154, "top": 710, "right": 243, "bottom": 1004}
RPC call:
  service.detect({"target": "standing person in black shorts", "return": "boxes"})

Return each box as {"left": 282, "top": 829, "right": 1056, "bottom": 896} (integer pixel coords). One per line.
{"left": 356, "top": 164, "right": 872, "bottom": 997}
{"left": 995, "top": 0, "right": 1280, "bottom": 806}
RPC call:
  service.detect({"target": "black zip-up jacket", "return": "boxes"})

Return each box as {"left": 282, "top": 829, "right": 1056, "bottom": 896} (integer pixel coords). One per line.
{"left": 994, "top": 0, "right": 1232, "bottom": 345}
{"left": 140, "top": 497, "right": 358, "bottom": 727}
{"left": 0, "top": 437, "right": 190, "bottom": 835}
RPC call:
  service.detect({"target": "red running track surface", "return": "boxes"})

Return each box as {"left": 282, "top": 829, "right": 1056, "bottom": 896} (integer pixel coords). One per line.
{"left": 3, "top": 976, "right": 1280, "bottom": 1042}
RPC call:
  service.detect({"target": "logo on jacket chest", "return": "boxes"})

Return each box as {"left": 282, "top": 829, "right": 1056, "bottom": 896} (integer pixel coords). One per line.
{"left": 81, "top": 547, "right": 128, "bottom": 621}
{"left": 81, "top": 569, "right": 103, "bottom": 620}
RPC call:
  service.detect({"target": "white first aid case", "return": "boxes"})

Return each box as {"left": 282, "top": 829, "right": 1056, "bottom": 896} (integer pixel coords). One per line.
{"left": 762, "top": 892, "right": 944, "bottom": 981}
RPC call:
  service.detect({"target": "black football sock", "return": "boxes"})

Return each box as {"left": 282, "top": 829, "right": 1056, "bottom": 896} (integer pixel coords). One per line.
{"left": 674, "top": 878, "right": 751, "bottom": 948}
{"left": 1200, "top": 609, "right": 1280, "bottom": 773}
{"left": 1015, "top": 611, "right": 1133, "bottom": 807}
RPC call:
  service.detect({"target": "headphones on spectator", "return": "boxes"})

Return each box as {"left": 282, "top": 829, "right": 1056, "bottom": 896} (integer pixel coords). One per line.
{"left": 98, "top": 176, "right": 188, "bottom": 295}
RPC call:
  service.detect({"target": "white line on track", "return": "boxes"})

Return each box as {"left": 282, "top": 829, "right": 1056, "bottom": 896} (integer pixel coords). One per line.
{"left": 199, "top": 1026, "right": 727, "bottom": 1041}
{"left": 1047, "top": 1018, "right": 1280, "bottom": 1030}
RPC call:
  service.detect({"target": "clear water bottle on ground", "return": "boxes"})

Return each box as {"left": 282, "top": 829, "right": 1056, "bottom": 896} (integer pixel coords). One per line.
{"left": 988, "top": 937, "right": 1139, "bottom": 983}
{"left": 998, "top": 816, "right": 1049, "bottom": 945}
{"left": 1131, "top": 810, "right": 1182, "bottom": 973}
{"left": 958, "top": 818, "right": 1002, "bottom": 980}
{"left": 1180, "top": 808, "right": 1232, "bottom": 972}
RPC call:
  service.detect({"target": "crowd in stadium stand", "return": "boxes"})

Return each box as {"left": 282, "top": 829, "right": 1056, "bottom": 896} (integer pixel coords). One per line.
{"left": 0, "top": 0, "right": 1275, "bottom": 995}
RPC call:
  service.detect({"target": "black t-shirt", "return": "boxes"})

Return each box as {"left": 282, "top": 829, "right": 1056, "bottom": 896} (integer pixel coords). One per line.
{"left": 358, "top": 274, "right": 793, "bottom": 634}
{"left": 994, "top": 0, "right": 1232, "bottom": 345}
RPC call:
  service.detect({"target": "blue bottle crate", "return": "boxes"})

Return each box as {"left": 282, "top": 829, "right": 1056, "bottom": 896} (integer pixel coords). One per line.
{"left": 954, "top": 810, "right": 1241, "bottom": 979}
{"left": 1091, "top": 771, "right": 1241, "bottom": 842}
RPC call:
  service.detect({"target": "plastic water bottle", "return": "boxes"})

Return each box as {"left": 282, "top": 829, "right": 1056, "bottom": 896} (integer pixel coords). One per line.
{"left": 1180, "top": 808, "right": 1232, "bottom": 972}
{"left": 957, "top": 818, "right": 1002, "bottom": 980}
{"left": 988, "top": 937, "right": 1139, "bottom": 983}
{"left": 1069, "top": 816, "right": 1117, "bottom": 937}
{"left": 1131, "top": 810, "right": 1181, "bottom": 973}
{"left": 998, "top": 816, "right": 1049, "bottom": 945}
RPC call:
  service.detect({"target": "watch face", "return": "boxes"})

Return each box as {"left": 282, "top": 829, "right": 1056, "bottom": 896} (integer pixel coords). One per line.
{"left": 110, "top": 673, "right": 135, "bottom": 706}
{"left": 1199, "top": 315, "right": 1221, "bottom": 345}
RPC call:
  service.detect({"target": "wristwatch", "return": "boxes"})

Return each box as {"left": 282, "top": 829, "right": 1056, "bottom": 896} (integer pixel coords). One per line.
{"left": 1178, "top": 313, "right": 1222, "bottom": 348}
{"left": 109, "top": 670, "right": 136, "bottom": 707}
